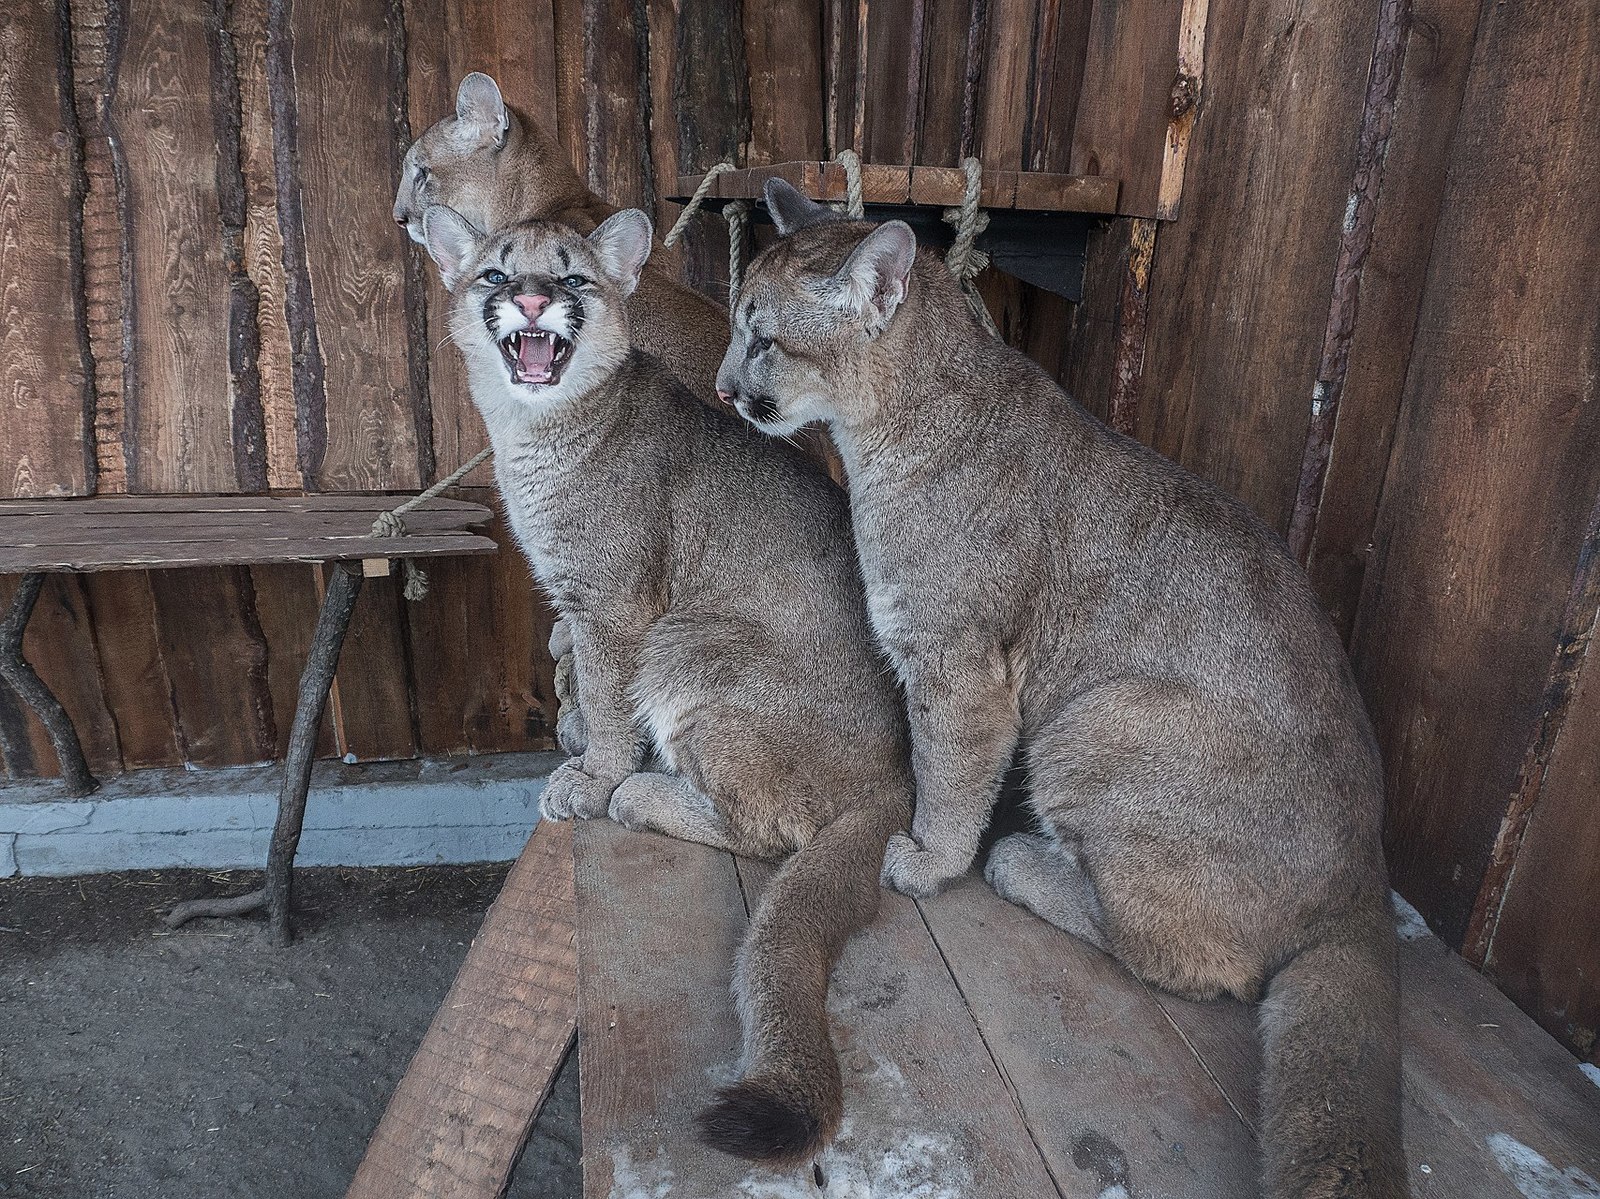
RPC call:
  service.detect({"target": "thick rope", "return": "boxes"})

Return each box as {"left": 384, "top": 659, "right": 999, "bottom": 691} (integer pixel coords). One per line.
{"left": 371, "top": 444, "right": 494, "bottom": 601}
{"left": 723, "top": 199, "right": 751, "bottom": 303}
{"left": 833, "top": 149, "right": 865, "bottom": 219}
{"left": 663, "top": 162, "right": 736, "bottom": 247}
{"left": 943, "top": 157, "right": 1001, "bottom": 338}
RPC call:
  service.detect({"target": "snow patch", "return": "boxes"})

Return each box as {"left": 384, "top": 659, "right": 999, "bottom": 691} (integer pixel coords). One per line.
{"left": 1392, "top": 892, "right": 1432, "bottom": 941}
{"left": 1487, "top": 1132, "right": 1600, "bottom": 1198}
{"left": 610, "top": 1144, "right": 675, "bottom": 1199}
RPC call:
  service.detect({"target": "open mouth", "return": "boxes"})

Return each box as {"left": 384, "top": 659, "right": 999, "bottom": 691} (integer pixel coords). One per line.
{"left": 500, "top": 328, "right": 574, "bottom": 386}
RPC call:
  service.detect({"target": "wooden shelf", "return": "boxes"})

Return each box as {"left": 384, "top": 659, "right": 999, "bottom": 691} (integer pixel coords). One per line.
{"left": 672, "top": 161, "right": 1120, "bottom": 215}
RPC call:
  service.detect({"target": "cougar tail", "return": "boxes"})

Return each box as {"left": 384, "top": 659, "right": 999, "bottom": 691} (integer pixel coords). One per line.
{"left": 695, "top": 800, "right": 903, "bottom": 1165}
{"left": 1259, "top": 904, "right": 1409, "bottom": 1199}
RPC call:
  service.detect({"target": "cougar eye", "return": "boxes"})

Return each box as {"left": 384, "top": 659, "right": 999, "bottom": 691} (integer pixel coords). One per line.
{"left": 483, "top": 269, "right": 508, "bottom": 286}
{"left": 560, "top": 274, "right": 589, "bottom": 289}
{"left": 415, "top": 164, "right": 430, "bottom": 183}
{"left": 749, "top": 334, "right": 773, "bottom": 356}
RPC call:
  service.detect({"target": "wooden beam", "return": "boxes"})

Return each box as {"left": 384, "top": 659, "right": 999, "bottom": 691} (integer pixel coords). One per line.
{"left": 346, "top": 820, "right": 579, "bottom": 1199}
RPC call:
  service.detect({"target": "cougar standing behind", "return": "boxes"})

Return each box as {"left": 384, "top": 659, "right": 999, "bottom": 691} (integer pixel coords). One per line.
{"left": 421, "top": 202, "right": 914, "bottom": 1166}
{"left": 395, "top": 71, "right": 727, "bottom": 397}
{"left": 715, "top": 181, "right": 1407, "bottom": 1199}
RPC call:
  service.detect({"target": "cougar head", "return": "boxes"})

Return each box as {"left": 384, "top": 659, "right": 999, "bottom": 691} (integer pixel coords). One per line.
{"left": 422, "top": 206, "right": 653, "bottom": 413}
{"left": 716, "top": 179, "right": 919, "bottom": 437}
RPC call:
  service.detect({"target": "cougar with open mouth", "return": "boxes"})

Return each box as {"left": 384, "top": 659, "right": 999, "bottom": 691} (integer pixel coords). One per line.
{"left": 715, "top": 180, "right": 1408, "bottom": 1199}
{"left": 422, "top": 202, "right": 914, "bottom": 1168}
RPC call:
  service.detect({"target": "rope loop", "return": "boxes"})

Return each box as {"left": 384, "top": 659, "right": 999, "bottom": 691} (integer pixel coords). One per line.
{"left": 663, "top": 162, "right": 736, "bottom": 248}
{"left": 724, "top": 199, "right": 751, "bottom": 304}
{"left": 942, "top": 156, "right": 1001, "bottom": 338}
{"left": 370, "top": 444, "right": 495, "bottom": 601}
{"left": 832, "top": 150, "right": 866, "bottom": 219}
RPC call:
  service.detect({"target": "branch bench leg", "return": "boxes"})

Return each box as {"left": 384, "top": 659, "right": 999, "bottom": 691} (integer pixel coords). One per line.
{"left": 165, "top": 564, "right": 365, "bottom": 945}
{"left": 0, "top": 573, "right": 98, "bottom": 797}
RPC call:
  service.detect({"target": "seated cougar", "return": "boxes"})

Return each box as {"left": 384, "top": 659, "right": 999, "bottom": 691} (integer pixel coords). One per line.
{"left": 420, "top": 202, "right": 913, "bottom": 1166}
{"left": 395, "top": 71, "right": 729, "bottom": 397}
{"left": 715, "top": 180, "right": 1408, "bottom": 1199}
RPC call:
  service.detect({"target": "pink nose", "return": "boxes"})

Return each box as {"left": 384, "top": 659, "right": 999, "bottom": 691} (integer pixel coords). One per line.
{"left": 513, "top": 293, "right": 550, "bottom": 319}
{"left": 716, "top": 389, "right": 733, "bottom": 403}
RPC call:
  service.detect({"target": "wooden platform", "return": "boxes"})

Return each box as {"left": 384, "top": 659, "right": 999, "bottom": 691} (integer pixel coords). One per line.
{"left": 573, "top": 820, "right": 1600, "bottom": 1198}
{"left": 0, "top": 495, "right": 496, "bottom": 573}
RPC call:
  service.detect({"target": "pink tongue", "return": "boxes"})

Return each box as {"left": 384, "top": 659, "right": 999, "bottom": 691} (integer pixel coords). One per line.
{"left": 518, "top": 333, "right": 556, "bottom": 376}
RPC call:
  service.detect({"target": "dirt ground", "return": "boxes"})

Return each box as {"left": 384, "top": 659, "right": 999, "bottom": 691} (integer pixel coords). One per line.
{"left": 0, "top": 866, "right": 580, "bottom": 1198}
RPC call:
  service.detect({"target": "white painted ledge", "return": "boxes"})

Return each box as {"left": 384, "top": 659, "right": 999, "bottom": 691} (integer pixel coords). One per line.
{"left": 0, "top": 752, "right": 562, "bottom": 878}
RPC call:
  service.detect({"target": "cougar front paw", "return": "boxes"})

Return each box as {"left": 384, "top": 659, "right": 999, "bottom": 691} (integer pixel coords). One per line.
{"left": 547, "top": 617, "right": 574, "bottom": 661}
{"left": 881, "top": 832, "right": 966, "bottom": 898}
{"left": 540, "top": 759, "right": 617, "bottom": 821}
{"left": 984, "top": 833, "right": 1047, "bottom": 903}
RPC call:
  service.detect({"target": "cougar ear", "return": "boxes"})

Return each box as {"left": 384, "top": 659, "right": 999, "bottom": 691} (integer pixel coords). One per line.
{"left": 764, "top": 178, "right": 842, "bottom": 235}
{"left": 421, "top": 205, "right": 483, "bottom": 291}
{"left": 588, "top": 209, "right": 654, "bottom": 296}
{"left": 828, "top": 221, "right": 917, "bottom": 336}
{"left": 455, "top": 72, "right": 510, "bottom": 150}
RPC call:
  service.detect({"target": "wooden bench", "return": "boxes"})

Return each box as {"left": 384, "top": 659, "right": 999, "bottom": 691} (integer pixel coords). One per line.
{"left": 0, "top": 494, "right": 496, "bottom": 944}
{"left": 354, "top": 818, "right": 1600, "bottom": 1198}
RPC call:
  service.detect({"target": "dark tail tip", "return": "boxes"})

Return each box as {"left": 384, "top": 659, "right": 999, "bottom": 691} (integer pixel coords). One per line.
{"left": 695, "top": 1078, "right": 824, "bottom": 1165}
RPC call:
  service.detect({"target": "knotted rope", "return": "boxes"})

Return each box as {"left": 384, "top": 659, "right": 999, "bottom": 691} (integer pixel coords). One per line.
{"left": 370, "top": 444, "right": 494, "bottom": 600}
{"left": 833, "top": 149, "right": 865, "bottom": 219}
{"left": 664, "top": 162, "right": 754, "bottom": 302}
{"left": 943, "top": 157, "right": 1001, "bottom": 338}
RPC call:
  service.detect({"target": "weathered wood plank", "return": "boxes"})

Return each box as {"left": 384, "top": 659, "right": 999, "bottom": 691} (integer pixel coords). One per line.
{"left": 147, "top": 566, "right": 276, "bottom": 767}
{"left": 1021, "top": 0, "right": 1092, "bottom": 175}
{"left": 76, "top": 571, "right": 184, "bottom": 768}
{"left": 347, "top": 820, "right": 578, "bottom": 1199}
{"left": 1348, "top": 3, "right": 1600, "bottom": 943}
{"left": 861, "top": 0, "right": 925, "bottom": 167}
{"left": 289, "top": 0, "right": 422, "bottom": 491}
{"left": 248, "top": 563, "right": 337, "bottom": 760}
{"left": 743, "top": 0, "right": 825, "bottom": 167}
{"left": 912, "top": 0, "right": 976, "bottom": 165}
{"left": 1069, "top": 0, "right": 1184, "bottom": 218}
{"left": 406, "top": 496, "right": 557, "bottom": 758}
{"left": 0, "top": 0, "right": 93, "bottom": 498}
{"left": 919, "top": 876, "right": 1256, "bottom": 1195}
{"left": 1304, "top": 0, "right": 1483, "bottom": 640}
{"left": 680, "top": 162, "right": 1116, "bottom": 214}
{"left": 1138, "top": 0, "right": 1378, "bottom": 532}
{"left": 0, "top": 495, "right": 490, "bottom": 515}
{"left": 1487, "top": 638, "right": 1600, "bottom": 1060}
{"left": 575, "top": 822, "right": 1062, "bottom": 1197}
{"left": 0, "top": 573, "right": 121, "bottom": 778}
{"left": 1154, "top": 927, "right": 1600, "bottom": 1196}
{"left": 326, "top": 566, "right": 416, "bottom": 762}
{"left": 115, "top": 0, "right": 237, "bottom": 493}
{"left": 68, "top": 0, "right": 133, "bottom": 495}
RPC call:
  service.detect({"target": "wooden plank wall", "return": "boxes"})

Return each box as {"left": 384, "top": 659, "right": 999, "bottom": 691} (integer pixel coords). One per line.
{"left": 2, "top": 0, "right": 1598, "bottom": 1063}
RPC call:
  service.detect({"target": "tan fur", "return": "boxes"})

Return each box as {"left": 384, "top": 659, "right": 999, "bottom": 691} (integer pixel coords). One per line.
{"left": 422, "top": 206, "right": 913, "bottom": 1164}
{"left": 719, "top": 184, "right": 1408, "bottom": 1198}
{"left": 395, "top": 72, "right": 727, "bottom": 397}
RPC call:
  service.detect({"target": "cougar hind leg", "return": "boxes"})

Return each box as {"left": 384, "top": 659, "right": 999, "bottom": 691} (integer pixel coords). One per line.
{"left": 985, "top": 832, "right": 1109, "bottom": 951}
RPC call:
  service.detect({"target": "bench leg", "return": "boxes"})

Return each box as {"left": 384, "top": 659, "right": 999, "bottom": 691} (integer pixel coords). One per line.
{"left": 165, "top": 564, "right": 364, "bottom": 945}
{"left": 0, "top": 573, "right": 98, "bottom": 798}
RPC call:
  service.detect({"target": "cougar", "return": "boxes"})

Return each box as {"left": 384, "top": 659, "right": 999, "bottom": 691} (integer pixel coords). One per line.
{"left": 715, "top": 180, "right": 1408, "bottom": 1199}
{"left": 421, "top": 202, "right": 914, "bottom": 1166}
{"left": 395, "top": 71, "right": 727, "bottom": 398}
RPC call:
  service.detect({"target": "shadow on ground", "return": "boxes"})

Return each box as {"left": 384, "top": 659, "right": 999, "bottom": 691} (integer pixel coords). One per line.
{"left": 0, "top": 865, "right": 579, "bottom": 1198}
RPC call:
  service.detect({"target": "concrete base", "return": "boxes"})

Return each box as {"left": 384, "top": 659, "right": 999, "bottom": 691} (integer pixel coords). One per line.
{"left": 0, "top": 752, "right": 563, "bottom": 877}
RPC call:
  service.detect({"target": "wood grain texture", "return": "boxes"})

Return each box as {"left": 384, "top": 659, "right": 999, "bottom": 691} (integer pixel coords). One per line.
{"left": 0, "top": 0, "right": 94, "bottom": 498}
{"left": 1069, "top": 0, "right": 1184, "bottom": 218}
{"left": 743, "top": 0, "right": 824, "bottom": 166}
{"left": 403, "top": 0, "right": 554, "bottom": 486}
{"left": 1304, "top": 0, "right": 1483, "bottom": 639}
{"left": 148, "top": 566, "right": 276, "bottom": 768}
{"left": 1021, "top": 0, "right": 1092, "bottom": 175}
{"left": 1488, "top": 644, "right": 1600, "bottom": 1061}
{"left": 1348, "top": 2, "right": 1600, "bottom": 945}
{"left": 326, "top": 566, "right": 416, "bottom": 762}
{"left": 913, "top": 0, "right": 977, "bottom": 165}
{"left": 861, "top": 0, "right": 925, "bottom": 166}
{"left": 0, "top": 573, "right": 121, "bottom": 778}
{"left": 919, "top": 876, "right": 1256, "bottom": 1195}
{"left": 248, "top": 563, "right": 337, "bottom": 760}
{"left": 69, "top": 0, "right": 135, "bottom": 495}
{"left": 406, "top": 494, "right": 557, "bottom": 757}
{"left": 574, "top": 823, "right": 1062, "bottom": 1197}
{"left": 1137, "top": 0, "right": 1378, "bottom": 534}
{"left": 77, "top": 571, "right": 183, "bottom": 768}
{"left": 347, "top": 819, "right": 578, "bottom": 1199}
{"left": 114, "top": 0, "right": 236, "bottom": 493}
{"left": 288, "top": 0, "right": 421, "bottom": 491}
{"left": 233, "top": 0, "right": 301, "bottom": 491}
